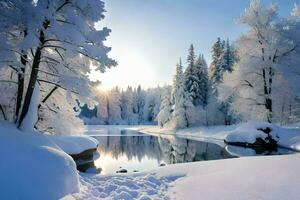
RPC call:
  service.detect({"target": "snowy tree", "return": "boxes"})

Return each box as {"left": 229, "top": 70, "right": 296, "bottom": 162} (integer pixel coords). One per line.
{"left": 96, "top": 90, "right": 109, "bottom": 124}
{"left": 221, "top": 39, "right": 238, "bottom": 73}
{"left": 184, "top": 44, "right": 210, "bottom": 107}
{"left": 143, "top": 87, "right": 162, "bottom": 123}
{"left": 135, "top": 85, "right": 146, "bottom": 123}
{"left": 292, "top": 4, "right": 300, "bottom": 17}
{"left": 210, "top": 38, "right": 225, "bottom": 93}
{"left": 220, "top": 0, "right": 300, "bottom": 123}
{"left": 157, "top": 86, "right": 172, "bottom": 127}
{"left": 210, "top": 38, "right": 238, "bottom": 125}
{"left": 210, "top": 38, "right": 237, "bottom": 95}
{"left": 0, "top": 0, "right": 116, "bottom": 132}
{"left": 107, "top": 87, "right": 122, "bottom": 125}
{"left": 120, "top": 87, "right": 138, "bottom": 124}
{"left": 172, "top": 60, "right": 193, "bottom": 129}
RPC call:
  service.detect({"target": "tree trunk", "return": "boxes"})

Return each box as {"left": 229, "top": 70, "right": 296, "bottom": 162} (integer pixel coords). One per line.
{"left": 262, "top": 68, "right": 273, "bottom": 123}
{"left": 15, "top": 54, "right": 26, "bottom": 122}
{"left": 0, "top": 105, "right": 6, "bottom": 120}
{"left": 17, "top": 47, "right": 42, "bottom": 128}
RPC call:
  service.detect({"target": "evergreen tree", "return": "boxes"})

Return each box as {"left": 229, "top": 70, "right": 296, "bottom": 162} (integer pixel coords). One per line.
{"left": 210, "top": 38, "right": 225, "bottom": 93}
{"left": 108, "top": 87, "right": 122, "bottom": 124}
{"left": 210, "top": 38, "right": 238, "bottom": 124}
{"left": 120, "top": 87, "right": 138, "bottom": 124}
{"left": 187, "top": 44, "right": 196, "bottom": 69}
{"left": 172, "top": 60, "right": 193, "bottom": 129}
{"left": 136, "top": 85, "right": 145, "bottom": 123}
{"left": 222, "top": 39, "right": 237, "bottom": 73}
{"left": 157, "top": 87, "right": 172, "bottom": 127}
{"left": 184, "top": 44, "right": 210, "bottom": 107}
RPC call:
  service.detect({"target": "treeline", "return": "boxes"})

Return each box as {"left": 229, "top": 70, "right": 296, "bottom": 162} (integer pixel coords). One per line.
{"left": 81, "top": 86, "right": 168, "bottom": 125}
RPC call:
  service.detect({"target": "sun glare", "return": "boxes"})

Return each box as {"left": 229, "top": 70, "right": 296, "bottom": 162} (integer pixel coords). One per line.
{"left": 89, "top": 47, "right": 156, "bottom": 91}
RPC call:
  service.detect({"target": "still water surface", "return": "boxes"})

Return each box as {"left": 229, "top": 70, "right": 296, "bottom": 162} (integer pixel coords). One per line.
{"left": 86, "top": 126, "right": 295, "bottom": 175}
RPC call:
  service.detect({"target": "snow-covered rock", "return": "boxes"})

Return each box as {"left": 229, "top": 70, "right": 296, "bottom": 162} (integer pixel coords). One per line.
{"left": 0, "top": 122, "right": 79, "bottom": 200}
{"left": 51, "top": 135, "right": 98, "bottom": 155}
{"left": 225, "top": 122, "right": 280, "bottom": 143}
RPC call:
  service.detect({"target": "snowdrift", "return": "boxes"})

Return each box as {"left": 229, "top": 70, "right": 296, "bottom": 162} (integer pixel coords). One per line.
{"left": 0, "top": 122, "right": 90, "bottom": 199}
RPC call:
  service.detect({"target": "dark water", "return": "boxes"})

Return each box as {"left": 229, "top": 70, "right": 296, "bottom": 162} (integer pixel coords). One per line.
{"left": 89, "top": 129, "right": 295, "bottom": 175}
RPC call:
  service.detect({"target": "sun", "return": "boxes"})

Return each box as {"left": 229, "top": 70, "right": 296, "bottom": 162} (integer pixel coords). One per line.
{"left": 89, "top": 47, "right": 156, "bottom": 90}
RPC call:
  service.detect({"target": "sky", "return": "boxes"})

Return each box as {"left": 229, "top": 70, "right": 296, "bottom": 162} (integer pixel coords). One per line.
{"left": 91, "top": 0, "right": 297, "bottom": 90}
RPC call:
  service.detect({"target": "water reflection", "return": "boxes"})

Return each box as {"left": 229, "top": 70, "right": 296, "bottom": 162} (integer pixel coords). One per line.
{"left": 93, "top": 134, "right": 235, "bottom": 174}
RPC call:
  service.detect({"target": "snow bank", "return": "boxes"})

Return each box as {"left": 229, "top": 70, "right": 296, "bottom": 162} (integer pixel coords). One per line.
{"left": 67, "top": 153, "right": 300, "bottom": 200}
{"left": 0, "top": 122, "right": 79, "bottom": 199}
{"left": 138, "top": 122, "right": 300, "bottom": 151}
{"left": 51, "top": 135, "right": 98, "bottom": 155}
{"left": 160, "top": 153, "right": 300, "bottom": 200}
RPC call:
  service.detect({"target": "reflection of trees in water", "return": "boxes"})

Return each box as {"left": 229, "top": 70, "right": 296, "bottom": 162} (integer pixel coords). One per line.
{"left": 158, "top": 137, "right": 234, "bottom": 164}
{"left": 94, "top": 132, "right": 234, "bottom": 165}
{"left": 95, "top": 135, "right": 163, "bottom": 163}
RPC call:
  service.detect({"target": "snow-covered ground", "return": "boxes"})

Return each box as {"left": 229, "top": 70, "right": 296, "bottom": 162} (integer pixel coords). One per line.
{"left": 68, "top": 173, "right": 181, "bottom": 200}
{"left": 67, "top": 153, "right": 300, "bottom": 200}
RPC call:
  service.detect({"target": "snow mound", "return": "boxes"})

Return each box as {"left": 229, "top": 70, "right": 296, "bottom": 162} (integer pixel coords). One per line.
{"left": 0, "top": 122, "right": 79, "bottom": 199}
{"left": 224, "top": 122, "right": 300, "bottom": 151}
{"left": 51, "top": 135, "right": 98, "bottom": 155}
{"left": 225, "top": 121, "right": 280, "bottom": 143}
{"left": 69, "top": 173, "right": 182, "bottom": 200}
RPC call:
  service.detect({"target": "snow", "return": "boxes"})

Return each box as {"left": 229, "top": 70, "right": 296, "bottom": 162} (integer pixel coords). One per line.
{"left": 137, "top": 122, "right": 300, "bottom": 151}
{"left": 67, "top": 152, "right": 300, "bottom": 200}
{"left": 224, "top": 122, "right": 280, "bottom": 143}
{"left": 0, "top": 122, "right": 80, "bottom": 199}
{"left": 163, "top": 153, "right": 300, "bottom": 200}
{"left": 69, "top": 173, "right": 181, "bottom": 200}
{"left": 2, "top": 121, "right": 299, "bottom": 200}
{"left": 51, "top": 135, "right": 98, "bottom": 155}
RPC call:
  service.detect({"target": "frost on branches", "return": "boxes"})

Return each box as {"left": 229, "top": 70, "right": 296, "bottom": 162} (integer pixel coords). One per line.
{"left": 219, "top": 0, "right": 300, "bottom": 124}
{"left": 0, "top": 0, "right": 116, "bottom": 134}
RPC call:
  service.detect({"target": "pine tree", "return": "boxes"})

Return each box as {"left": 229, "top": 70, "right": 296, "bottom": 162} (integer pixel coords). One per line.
{"left": 136, "top": 85, "right": 145, "bottom": 123}
{"left": 187, "top": 44, "right": 196, "bottom": 69}
{"left": 210, "top": 38, "right": 225, "bottom": 93}
{"left": 108, "top": 87, "right": 122, "bottom": 124}
{"left": 172, "top": 60, "right": 193, "bottom": 129}
{"left": 194, "top": 54, "right": 209, "bottom": 107}
{"left": 184, "top": 44, "right": 210, "bottom": 107}
{"left": 222, "top": 39, "right": 237, "bottom": 73}
{"left": 157, "top": 87, "right": 172, "bottom": 127}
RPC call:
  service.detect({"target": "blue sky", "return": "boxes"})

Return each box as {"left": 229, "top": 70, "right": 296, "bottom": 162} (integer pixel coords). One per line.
{"left": 93, "top": 0, "right": 298, "bottom": 90}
